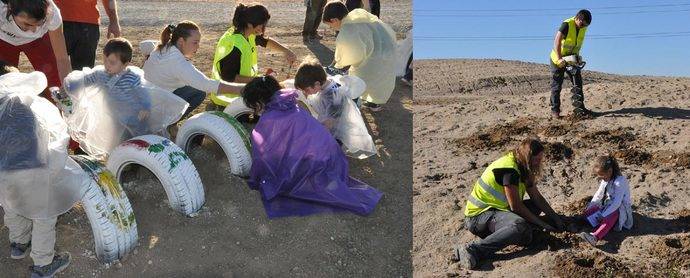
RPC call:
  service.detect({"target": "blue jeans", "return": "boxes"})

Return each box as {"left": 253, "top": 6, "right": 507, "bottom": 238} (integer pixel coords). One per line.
{"left": 172, "top": 86, "right": 206, "bottom": 119}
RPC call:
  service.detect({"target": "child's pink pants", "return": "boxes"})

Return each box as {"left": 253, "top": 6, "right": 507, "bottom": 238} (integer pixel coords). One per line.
{"left": 583, "top": 205, "right": 619, "bottom": 240}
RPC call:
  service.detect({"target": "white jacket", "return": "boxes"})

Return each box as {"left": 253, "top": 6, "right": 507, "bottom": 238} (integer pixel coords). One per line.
{"left": 587, "top": 175, "right": 634, "bottom": 231}
{"left": 143, "top": 45, "right": 219, "bottom": 93}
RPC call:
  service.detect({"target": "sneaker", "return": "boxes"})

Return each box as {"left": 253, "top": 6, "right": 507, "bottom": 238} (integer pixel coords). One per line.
{"left": 578, "top": 232, "right": 597, "bottom": 246}
{"left": 10, "top": 241, "right": 31, "bottom": 259}
{"left": 31, "top": 252, "right": 70, "bottom": 278}
{"left": 551, "top": 111, "right": 562, "bottom": 119}
{"left": 451, "top": 245, "right": 477, "bottom": 270}
{"left": 400, "top": 77, "right": 412, "bottom": 87}
{"left": 362, "top": 102, "right": 382, "bottom": 112}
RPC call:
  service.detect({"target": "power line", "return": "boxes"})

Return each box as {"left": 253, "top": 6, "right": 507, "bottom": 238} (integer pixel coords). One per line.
{"left": 415, "top": 8, "right": 690, "bottom": 17}
{"left": 415, "top": 2, "right": 690, "bottom": 12}
{"left": 415, "top": 31, "right": 690, "bottom": 41}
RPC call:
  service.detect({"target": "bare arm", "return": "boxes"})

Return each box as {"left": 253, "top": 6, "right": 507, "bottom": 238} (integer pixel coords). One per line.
{"left": 505, "top": 185, "right": 555, "bottom": 230}
{"left": 101, "top": 0, "right": 121, "bottom": 38}
{"left": 553, "top": 31, "right": 564, "bottom": 61}
{"left": 231, "top": 75, "right": 256, "bottom": 84}
{"left": 527, "top": 186, "right": 564, "bottom": 229}
{"left": 266, "top": 38, "right": 296, "bottom": 66}
{"left": 48, "top": 26, "right": 72, "bottom": 84}
{"left": 216, "top": 81, "right": 244, "bottom": 95}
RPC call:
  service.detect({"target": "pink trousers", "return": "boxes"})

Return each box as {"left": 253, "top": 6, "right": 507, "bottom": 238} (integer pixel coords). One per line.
{"left": 583, "top": 205, "right": 619, "bottom": 240}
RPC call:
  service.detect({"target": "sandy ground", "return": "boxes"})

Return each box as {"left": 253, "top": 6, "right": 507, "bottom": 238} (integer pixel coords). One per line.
{"left": 1, "top": 1, "right": 412, "bottom": 277}
{"left": 413, "top": 59, "right": 690, "bottom": 277}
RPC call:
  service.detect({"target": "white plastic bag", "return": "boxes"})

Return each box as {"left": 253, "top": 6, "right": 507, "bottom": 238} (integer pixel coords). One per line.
{"left": 0, "top": 71, "right": 88, "bottom": 219}
{"left": 63, "top": 66, "right": 189, "bottom": 160}
{"left": 395, "top": 29, "right": 413, "bottom": 77}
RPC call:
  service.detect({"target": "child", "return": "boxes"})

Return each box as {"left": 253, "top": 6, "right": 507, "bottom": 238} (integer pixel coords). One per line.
{"left": 579, "top": 155, "right": 633, "bottom": 246}
{"left": 242, "top": 75, "right": 382, "bottom": 218}
{"left": 294, "top": 59, "right": 377, "bottom": 159}
{"left": 62, "top": 38, "right": 187, "bottom": 159}
{"left": 322, "top": 1, "right": 397, "bottom": 112}
{"left": 80, "top": 38, "right": 152, "bottom": 137}
{"left": 1, "top": 67, "right": 84, "bottom": 278}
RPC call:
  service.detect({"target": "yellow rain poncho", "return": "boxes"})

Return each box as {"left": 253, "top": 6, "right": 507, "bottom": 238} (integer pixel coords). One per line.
{"left": 334, "top": 9, "right": 397, "bottom": 104}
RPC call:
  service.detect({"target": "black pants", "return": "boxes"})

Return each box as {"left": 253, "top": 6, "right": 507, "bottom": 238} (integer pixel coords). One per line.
{"left": 172, "top": 86, "right": 206, "bottom": 119}
{"left": 550, "top": 62, "right": 584, "bottom": 113}
{"left": 302, "top": 0, "right": 326, "bottom": 36}
{"left": 63, "top": 21, "right": 100, "bottom": 70}
{"left": 464, "top": 200, "right": 542, "bottom": 260}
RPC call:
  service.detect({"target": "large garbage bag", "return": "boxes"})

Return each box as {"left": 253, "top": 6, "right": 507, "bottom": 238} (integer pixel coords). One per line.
{"left": 306, "top": 75, "right": 377, "bottom": 159}
{"left": 62, "top": 66, "right": 188, "bottom": 160}
{"left": 0, "top": 71, "right": 88, "bottom": 219}
{"left": 395, "top": 29, "right": 412, "bottom": 77}
{"left": 248, "top": 89, "right": 382, "bottom": 218}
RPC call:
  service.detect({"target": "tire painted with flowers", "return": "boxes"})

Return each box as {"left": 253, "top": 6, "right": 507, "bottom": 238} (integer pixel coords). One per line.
{"left": 106, "top": 135, "right": 204, "bottom": 216}
{"left": 71, "top": 155, "right": 138, "bottom": 263}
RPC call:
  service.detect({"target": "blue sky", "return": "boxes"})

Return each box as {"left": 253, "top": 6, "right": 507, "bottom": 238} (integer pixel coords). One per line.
{"left": 414, "top": 1, "right": 690, "bottom": 77}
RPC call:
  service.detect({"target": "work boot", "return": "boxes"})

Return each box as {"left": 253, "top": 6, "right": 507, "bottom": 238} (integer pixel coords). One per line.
{"left": 451, "top": 245, "right": 477, "bottom": 270}
{"left": 10, "top": 241, "right": 31, "bottom": 259}
{"left": 31, "top": 252, "right": 71, "bottom": 278}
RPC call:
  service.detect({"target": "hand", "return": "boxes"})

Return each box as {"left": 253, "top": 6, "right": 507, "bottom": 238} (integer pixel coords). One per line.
{"left": 284, "top": 50, "right": 297, "bottom": 66}
{"left": 557, "top": 58, "right": 566, "bottom": 67}
{"left": 107, "top": 22, "right": 121, "bottom": 38}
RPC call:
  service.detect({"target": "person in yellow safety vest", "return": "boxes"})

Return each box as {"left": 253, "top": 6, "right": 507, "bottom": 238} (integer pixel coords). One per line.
{"left": 549, "top": 9, "right": 592, "bottom": 119}
{"left": 451, "top": 138, "right": 566, "bottom": 270}
{"left": 210, "top": 3, "right": 297, "bottom": 108}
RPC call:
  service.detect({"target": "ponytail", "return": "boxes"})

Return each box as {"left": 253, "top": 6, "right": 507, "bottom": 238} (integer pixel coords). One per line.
{"left": 231, "top": 3, "right": 270, "bottom": 33}
{"left": 156, "top": 21, "right": 200, "bottom": 52}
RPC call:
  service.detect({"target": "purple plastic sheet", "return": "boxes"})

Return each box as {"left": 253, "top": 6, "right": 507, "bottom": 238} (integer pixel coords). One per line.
{"left": 248, "top": 89, "right": 382, "bottom": 218}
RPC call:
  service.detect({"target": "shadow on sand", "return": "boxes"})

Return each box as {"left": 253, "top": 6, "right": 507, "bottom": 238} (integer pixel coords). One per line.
{"left": 601, "top": 107, "right": 690, "bottom": 120}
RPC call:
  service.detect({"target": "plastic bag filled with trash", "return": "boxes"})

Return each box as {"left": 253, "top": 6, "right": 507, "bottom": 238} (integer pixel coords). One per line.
{"left": 0, "top": 71, "right": 88, "bottom": 219}
{"left": 62, "top": 66, "right": 188, "bottom": 160}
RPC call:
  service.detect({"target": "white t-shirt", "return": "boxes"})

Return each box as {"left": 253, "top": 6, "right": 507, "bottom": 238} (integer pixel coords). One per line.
{"left": 143, "top": 45, "right": 220, "bottom": 93}
{"left": 0, "top": 0, "right": 62, "bottom": 46}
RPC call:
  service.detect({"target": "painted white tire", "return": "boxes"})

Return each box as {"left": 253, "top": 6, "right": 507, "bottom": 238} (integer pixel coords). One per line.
{"left": 176, "top": 111, "right": 252, "bottom": 177}
{"left": 106, "top": 135, "right": 204, "bottom": 216}
{"left": 72, "top": 155, "right": 138, "bottom": 263}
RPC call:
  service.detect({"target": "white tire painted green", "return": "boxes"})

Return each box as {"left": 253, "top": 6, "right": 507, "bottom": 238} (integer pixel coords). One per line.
{"left": 176, "top": 111, "right": 252, "bottom": 177}
{"left": 71, "top": 155, "right": 138, "bottom": 263}
{"left": 106, "top": 135, "right": 204, "bottom": 216}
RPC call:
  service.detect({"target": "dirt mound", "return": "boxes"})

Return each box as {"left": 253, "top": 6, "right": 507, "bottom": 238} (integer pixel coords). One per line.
{"left": 452, "top": 118, "right": 534, "bottom": 151}
{"left": 614, "top": 149, "right": 653, "bottom": 166}
{"left": 551, "top": 252, "right": 634, "bottom": 278}
{"left": 579, "top": 127, "right": 639, "bottom": 148}
{"left": 653, "top": 151, "right": 690, "bottom": 169}
{"left": 544, "top": 141, "right": 574, "bottom": 161}
{"left": 649, "top": 235, "right": 690, "bottom": 272}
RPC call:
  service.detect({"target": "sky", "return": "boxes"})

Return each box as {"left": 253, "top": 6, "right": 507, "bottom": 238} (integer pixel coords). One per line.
{"left": 414, "top": 0, "right": 690, "bottom": 77}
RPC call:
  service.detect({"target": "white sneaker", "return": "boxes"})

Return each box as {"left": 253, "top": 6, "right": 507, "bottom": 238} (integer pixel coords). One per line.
{"left": 578, "top": 232, "right": 597, "bottom": 246}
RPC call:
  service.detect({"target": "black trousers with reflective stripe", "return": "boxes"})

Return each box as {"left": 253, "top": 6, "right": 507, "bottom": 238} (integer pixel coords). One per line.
{"left": 464, "top": 200, "right": 541, "bottom": 260}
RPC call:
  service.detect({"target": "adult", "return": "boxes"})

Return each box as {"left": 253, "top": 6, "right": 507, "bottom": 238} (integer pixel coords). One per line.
{"left": 210, "top": 3, "right": 296, "bottom": 108}
{"left": 54, "top": 0, "right": 121, "bottom": 70}
{"left": 302, "top": 0, "right": 326, "bottom": 43}
{"left": 452, "top": 138, "right": 566, "bottom": 269}
{"left": 143, "top": 20, "right": 244, "bottom": 119}
{"left": 0, "top": 0, "right": 71, "bottom": 95}
{"left": 322, "top": 1, "right": 396, "bottom": 112}
{"left": 549, "top": 9, "right": 592, "bottom": 118}
{"left": 346, "top": 0, "right": 380, "bottom": 18}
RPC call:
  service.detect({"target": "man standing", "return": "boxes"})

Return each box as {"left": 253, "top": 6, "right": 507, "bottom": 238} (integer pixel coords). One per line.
{"left": 549, "top": 9, "right": 591, "bottom": 118}
{"left": 55, "top": 0, "right": 121, "bottom": 70}
{"left": 302, "top": 0, "right": 326, "bottom": 43}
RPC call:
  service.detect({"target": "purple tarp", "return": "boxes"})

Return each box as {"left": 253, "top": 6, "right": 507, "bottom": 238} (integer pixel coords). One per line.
{"left": 248, "top": 89, "right": 382, "bottom": 218}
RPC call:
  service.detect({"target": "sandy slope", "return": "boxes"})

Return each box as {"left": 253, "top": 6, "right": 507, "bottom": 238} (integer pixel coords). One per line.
{"left": 1, "top": 1, "right": 412, "bottom": 276}
{"left": 413, "top": 59, "right": 690, "bottom": 277}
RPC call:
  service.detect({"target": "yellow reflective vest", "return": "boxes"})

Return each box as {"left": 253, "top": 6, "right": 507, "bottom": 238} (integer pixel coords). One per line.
{"left": 210, "top": 27, "right": 259, "bottom": 106}
{"left": 550, "top": 17, "right": 587, "bottom": 66}
{"left": 464, "top": 152, "right": 527, "bottom": 217}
